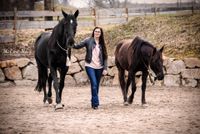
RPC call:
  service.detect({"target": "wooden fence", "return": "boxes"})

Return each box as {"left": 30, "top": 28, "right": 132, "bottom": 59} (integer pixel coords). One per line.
{"left": 0, "top": 2, "right": 200, "bottom": 43}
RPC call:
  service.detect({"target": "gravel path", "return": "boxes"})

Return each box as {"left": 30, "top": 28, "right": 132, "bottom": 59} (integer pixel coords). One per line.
{"left": 0, "top": 85, "right": 200, "bottom": 134}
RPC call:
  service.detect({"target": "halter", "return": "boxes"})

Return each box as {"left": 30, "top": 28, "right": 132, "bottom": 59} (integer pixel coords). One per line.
{"left": 141, "top": 55, "right": 156, "bottom": 85}
{"left": 56, "top": 40, "right": 71, "bottom": 66}
{"left": 57, "top": 40, "right": 70, "bottom": 52}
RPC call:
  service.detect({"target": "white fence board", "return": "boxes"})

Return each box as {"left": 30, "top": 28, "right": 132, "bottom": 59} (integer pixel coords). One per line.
{"left": 0, "top": 35, "right": 15, "bottom": 43}
{"left": 16, "top": 20, "right": 58, "bottom": 29}
{"left": 98, "top": 17, "right": 126, "bottom": 25}
{"left": 0, "top": 21, "right": 13, "bottom": 29}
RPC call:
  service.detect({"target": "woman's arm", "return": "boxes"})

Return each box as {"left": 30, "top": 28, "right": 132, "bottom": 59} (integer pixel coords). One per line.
{"left": 103, "top": 59, "right": 108, "bottom": 75}
{"left": 103, "top": 59, "right": 108, "bottom": 70}
{"left": 73, "top": 38, "right": 88, "bottom": 49}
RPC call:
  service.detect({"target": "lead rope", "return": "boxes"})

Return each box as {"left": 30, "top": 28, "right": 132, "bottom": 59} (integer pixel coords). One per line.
{"left": 148, "top": 67, "right": 156, "bottom": 85}
{"left": 141, "top": 56, "right": 155, "bottom": 85}
{"left": 56, "top": 40, "right": 71, "bottom": 66}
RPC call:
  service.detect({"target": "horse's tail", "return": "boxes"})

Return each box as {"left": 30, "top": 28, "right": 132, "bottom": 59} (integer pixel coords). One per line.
{"left": 115, "top": 41, "right": 126, "bottom": 94}
{"left": 34, "top": 57, "right": 48, "bottom": 92}
{"left": 34, "top": 34, "right": 48, "bottom": 92}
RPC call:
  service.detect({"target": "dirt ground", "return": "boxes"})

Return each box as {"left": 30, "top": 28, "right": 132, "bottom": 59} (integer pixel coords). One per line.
{"left": 0, "top": 85, "right": 200, "bottom": 134}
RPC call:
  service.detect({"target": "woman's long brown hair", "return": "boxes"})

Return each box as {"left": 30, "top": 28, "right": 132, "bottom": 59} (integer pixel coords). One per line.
{"left": 92, "top": 27, "right": 108, "bottom": 60}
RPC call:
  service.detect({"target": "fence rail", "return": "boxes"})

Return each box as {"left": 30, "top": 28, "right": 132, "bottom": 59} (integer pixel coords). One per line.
{"left": 0, "top": 2, "right": 200, "bottom": 43}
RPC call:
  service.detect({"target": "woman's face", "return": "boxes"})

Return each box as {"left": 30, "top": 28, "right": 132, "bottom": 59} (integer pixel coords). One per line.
{"left": 94, "top": 28, "right": 101, "bottom": 39}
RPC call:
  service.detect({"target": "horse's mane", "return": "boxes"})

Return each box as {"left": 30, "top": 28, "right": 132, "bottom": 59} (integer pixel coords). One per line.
{"left": 48, "top": 18, "right": 65, "bottom": 48}
{"left": 52, "top": 19, "right": 63, "bottom": 36}
{"left": 131, "top": 36, "right": 154, "bottom": 53}
{"left": 130, "top": 36, "right": 155, "bottom": 70}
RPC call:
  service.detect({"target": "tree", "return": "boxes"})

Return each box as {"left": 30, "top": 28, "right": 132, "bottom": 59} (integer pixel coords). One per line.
{"left": 44, "top": 0, "right": 53, "bottom": 20}
{"left": 0, "top": 0, "right": 34, "bottom": 11}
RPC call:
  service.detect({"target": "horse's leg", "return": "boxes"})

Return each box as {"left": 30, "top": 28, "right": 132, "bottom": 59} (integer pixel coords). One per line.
{"left": 43, "top": 81, "right": 48, "bottom": 106}
{"left": 49, "top": 66, "right": 61, "bottom": 105}
{"left": 117, "top": 67, "right": 127, "bottom": 104}
{"left": 128, "top": 74, "right": 136, "bottom": 104}
{"left": 141, "top": 71, "right": 148, "bottom": 105}
{"left": 125, "top": 73, "right": 131, "bottom": 96}
{"left": 47, "top": 73, "right": 53, "bottom": 104}
{"left": 124, "top": 72, "right": 132, "bottom": 105}
{"left": 58, "top": 66, "right": 68, "bottom": 102}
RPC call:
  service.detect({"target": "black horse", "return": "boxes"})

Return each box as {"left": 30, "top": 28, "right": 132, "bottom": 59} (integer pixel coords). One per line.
{"left": 115, "top": 36, "right": 164, "bottom": 106}
{"left": 34, "top": 10, "right": 79, "bottom": 110}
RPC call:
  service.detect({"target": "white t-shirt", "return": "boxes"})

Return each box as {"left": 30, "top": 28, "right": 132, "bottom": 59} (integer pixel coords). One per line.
{"left": 85, "top": 44, "right": 103, "bottom": 69}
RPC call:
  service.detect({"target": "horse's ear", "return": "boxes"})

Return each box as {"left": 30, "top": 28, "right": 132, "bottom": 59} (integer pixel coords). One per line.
{"left": 153, "top": 48, "right": 157, "bottom": 56}
{"left": 160, "top": 46, "right": 164, "bottom": 53}
{"left": 62, "top": 10, "right": 68, "bottom": 18}
{"left": 74, "top": 10, "right": 79, "bottom": 18}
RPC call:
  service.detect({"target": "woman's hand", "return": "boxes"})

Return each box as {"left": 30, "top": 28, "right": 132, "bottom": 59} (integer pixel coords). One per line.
{"left": 71, "top": 43, "right": 77, "bottom": 48}
{"left": 102, "top": 70, "right": 108, "bottom": 76}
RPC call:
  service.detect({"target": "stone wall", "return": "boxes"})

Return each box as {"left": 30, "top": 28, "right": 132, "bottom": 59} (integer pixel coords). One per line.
{"left": 0, "top": 56, "right": 200, "bottom": 88}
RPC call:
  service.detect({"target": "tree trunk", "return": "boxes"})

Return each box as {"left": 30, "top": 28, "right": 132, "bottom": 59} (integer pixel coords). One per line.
{"left": 44, "top": 0, "right": 53, "bottom": 20}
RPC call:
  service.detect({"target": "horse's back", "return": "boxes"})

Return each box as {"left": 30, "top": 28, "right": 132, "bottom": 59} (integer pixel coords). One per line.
{"left": 115, "top": 39, "right": 132, "bottom": 58}
{"left": 35, "top": 32, "right": 51, "bottom": 66}
{"left": 115, "top": 39, "right": 133, "bottom": 70}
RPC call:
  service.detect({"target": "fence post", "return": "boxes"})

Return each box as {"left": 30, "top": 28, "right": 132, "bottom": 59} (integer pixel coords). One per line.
{"left": 92, "top": 8, "right": 96, "bottom": 27}
{"left": 13, "top": 7, "right": 17, "bottom": 44}
{"left": 125, "top": 7, "right": 128, "bottom": 22}
{"left": 154, "top": 4, "right": 157, "bottom": 16}
{"left": 144, "top": 2, "right": 147, "bottom": 16}
{"left": 192, "top": 0, "right": 195, "bottom": 14}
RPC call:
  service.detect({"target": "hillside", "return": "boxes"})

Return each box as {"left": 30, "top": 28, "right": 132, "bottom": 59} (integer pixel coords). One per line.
{"left": 74, "top": 13, "right": 200, "bottom": 59}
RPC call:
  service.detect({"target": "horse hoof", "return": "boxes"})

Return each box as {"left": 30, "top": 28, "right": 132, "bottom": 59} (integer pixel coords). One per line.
{"left": 128, "top": 99, "right": 133, "bottom": 104}
{"left": 142, "top": 103, "right": 148, "bottom": 107}
{"left": 128, "top": 101, "right": 133, "bottom": 105}
{"left": 54, "top": 103, "right": 64, "bottom": 110}
{"left": 47, "top": 97, "right": 53, "bottom": 104}
{"left": 123, "top": 101, "right": 129, "bottom": 106}
{"left": 44, "top": 101, "right": 49, "bottom": 107}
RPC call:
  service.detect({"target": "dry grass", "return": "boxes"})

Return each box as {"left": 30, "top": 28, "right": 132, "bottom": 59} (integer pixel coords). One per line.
{"left": 75, "top": 13, "right": 200, "bottom": 59}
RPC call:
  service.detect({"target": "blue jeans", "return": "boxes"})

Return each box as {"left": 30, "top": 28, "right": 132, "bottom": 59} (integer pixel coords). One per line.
{"left": 85, "top": 66, "right": 103, "bottom": 107}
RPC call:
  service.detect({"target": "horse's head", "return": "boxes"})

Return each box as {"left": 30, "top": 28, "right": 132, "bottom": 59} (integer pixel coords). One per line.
{"left": 150, "top": 46, "right": 164, "bottom": 80}
{"left": 61, "top": 10, "right": 79, "bottom": 48}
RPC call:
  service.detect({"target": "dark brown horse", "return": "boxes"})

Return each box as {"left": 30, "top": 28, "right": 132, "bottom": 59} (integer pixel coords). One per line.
{"left": 115, "top": 36, "right": 164, "bottom": 105}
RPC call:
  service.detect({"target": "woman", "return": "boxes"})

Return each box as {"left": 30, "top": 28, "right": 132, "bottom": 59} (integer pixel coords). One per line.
{"left": 73, "top": 27, "right": 108, "bottom": 109}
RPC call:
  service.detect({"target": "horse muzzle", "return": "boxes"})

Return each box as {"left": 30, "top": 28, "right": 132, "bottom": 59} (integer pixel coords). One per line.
{"left": 66, "top": 37, "right": 75, "bottom": 48}
{"left": 156, "top": 73, "right": 164, "bottom": 80}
